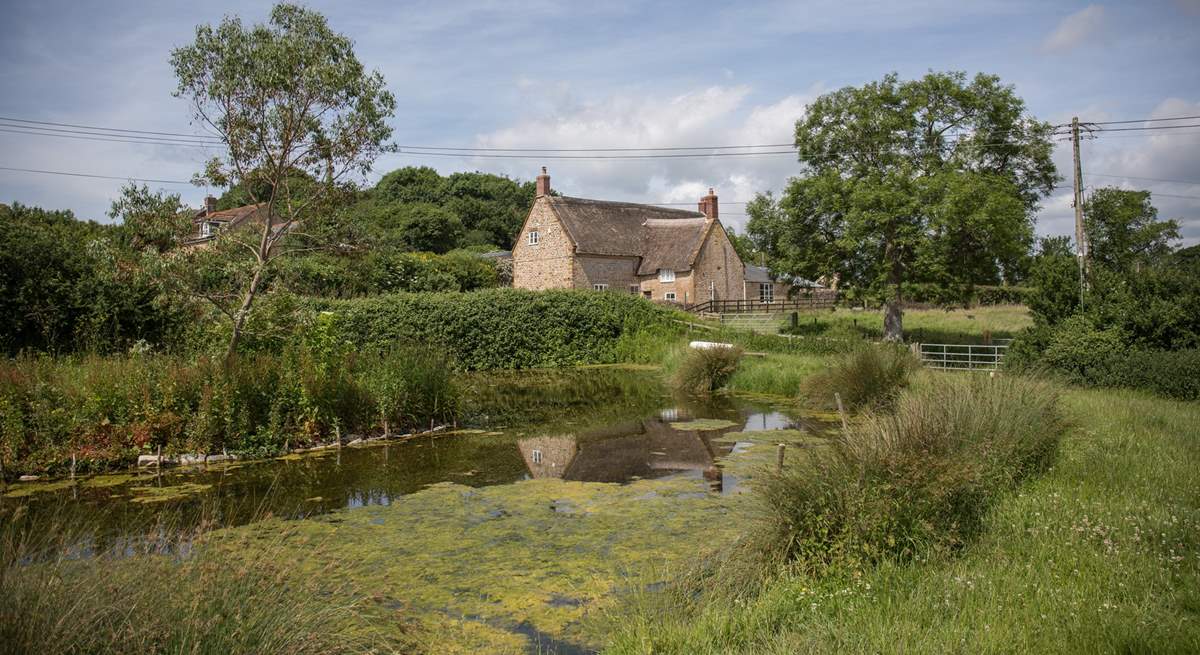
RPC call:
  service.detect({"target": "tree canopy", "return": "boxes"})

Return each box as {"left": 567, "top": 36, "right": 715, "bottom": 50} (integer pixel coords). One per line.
{"left": 748, "top": 71, "right": 1057, "bottom": 339}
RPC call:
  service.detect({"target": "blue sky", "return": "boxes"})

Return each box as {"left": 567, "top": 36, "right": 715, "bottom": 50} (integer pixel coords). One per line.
{"left": 2, "top": 0, "right": 1198, "bottom": 242}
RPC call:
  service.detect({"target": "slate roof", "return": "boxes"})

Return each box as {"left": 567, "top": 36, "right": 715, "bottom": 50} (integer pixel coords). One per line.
{"left": 194, "top": 203, "right": 266, "bottom": 225}
{"left": 745, "top": 263, "right": 825, "bottom": 288}
{"left": 546, "top": 196, "right": 713, "bottom": 275}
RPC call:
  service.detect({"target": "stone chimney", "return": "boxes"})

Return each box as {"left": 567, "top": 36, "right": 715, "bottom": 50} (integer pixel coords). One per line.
{"left": 535, "top": 167, "right": 551, "bottom": 197}
{"left": 698, "top": 188, "right": 718, "bottom": 220}
{"left": 204, "top": 195, "right": 218, "bottom": 214}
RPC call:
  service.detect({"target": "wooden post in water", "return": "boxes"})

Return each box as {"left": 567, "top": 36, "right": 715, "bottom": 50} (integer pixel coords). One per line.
{"left": 776, "top": 443, "right": 786, "bottom": 472}
{"left": 835, "top": 393, "right": 848, "bottom": 431}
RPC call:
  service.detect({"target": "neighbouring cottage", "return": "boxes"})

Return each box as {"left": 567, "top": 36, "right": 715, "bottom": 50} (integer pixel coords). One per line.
{"left": 511, "top": 168, "right": 745, "bottom": 305}
{"left": 182, "top": 195, "right": 273, "bottom": 248}
{"left": 743, "top": 264, "right": 830, "bottom": 303}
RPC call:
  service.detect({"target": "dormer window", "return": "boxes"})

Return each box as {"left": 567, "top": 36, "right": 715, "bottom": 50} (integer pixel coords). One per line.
{"left": 658, "top": 268, "right": 675, "bottom": 283}
{"left": 527, "top": 230, "right": 540, "bottom": 245}
{"left": 200, "top": 221, "right": 218, "bottom": 238}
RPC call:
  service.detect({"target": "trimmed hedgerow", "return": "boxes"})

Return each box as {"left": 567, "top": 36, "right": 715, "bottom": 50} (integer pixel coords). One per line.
{"left": 309, "top": 288, "right": 676, "bottom": 370}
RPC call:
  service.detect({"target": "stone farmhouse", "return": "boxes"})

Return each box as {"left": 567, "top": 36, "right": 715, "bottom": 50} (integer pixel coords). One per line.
{"left": 511, "top": 168, "right": 746, "bottom": 305}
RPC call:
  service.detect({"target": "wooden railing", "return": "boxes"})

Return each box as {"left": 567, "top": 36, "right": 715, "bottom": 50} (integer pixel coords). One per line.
{"left": 685, "top": 295, "right": 837, "bottom": 314}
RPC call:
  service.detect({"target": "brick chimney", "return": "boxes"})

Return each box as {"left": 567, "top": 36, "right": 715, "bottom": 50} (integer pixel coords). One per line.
{"left": 698, "top": 188, "right": 718, "bottom": 220}
{"left": 204, "top": 195, "right": 218, "bottom": 215}
{"left": 535, "top": 167, "right": 551, "bottom": 197}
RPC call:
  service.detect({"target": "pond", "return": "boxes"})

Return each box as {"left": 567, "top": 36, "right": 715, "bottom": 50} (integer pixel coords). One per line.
{"left": 1, "top": 366, "right": 835, "bottom": 653}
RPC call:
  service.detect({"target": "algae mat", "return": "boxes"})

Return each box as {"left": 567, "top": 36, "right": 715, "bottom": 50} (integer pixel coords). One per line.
{"left": 205, "top": 440, "right": 800, "bottom": 653}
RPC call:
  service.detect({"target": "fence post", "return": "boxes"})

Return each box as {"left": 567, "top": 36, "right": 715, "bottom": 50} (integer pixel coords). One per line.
{"left": 834, "top": 393, "right": 848, "bottom": 431}
{"left": 776, "top": 443, "right": 786, "bottom": 472}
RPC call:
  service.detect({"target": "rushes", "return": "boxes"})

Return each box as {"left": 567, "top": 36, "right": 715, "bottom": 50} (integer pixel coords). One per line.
{"left": 673, "top": 345, "right": 744, "bottom": 395}
{"left": 757, "top": 373, "right": 1065, "bottom": 572}
{"left": 800, "top": 345, "right": 917, "bottom": 411}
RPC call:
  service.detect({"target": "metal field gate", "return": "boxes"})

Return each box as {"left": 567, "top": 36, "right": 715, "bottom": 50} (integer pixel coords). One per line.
{"left": 916, "top": 342, "right": 1010, "bottom": 371}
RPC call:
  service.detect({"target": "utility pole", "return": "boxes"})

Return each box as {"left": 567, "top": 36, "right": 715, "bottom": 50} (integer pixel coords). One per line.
{"left": 1071, "top": 116, "right": 1089, "bottom": 302}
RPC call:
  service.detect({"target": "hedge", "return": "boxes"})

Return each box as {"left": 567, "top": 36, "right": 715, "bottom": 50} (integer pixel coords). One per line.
{"left": 309, "top": 288, "right": 676, "bottom": 370}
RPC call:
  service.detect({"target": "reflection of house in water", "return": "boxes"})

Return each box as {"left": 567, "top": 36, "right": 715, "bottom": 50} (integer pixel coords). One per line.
{"left": 517, "top": 415, "right": 738, "bottom": 485}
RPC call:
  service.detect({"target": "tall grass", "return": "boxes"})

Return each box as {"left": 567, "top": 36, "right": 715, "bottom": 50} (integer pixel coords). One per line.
{"left": 799, "top": 345, "right": 917, "bottom": 411}
{"left": 0, "top": 345, "right": 457, "bottom": 479}
{"left": 673, "top": 346, "right": 744, "bottom": 395}
{"left": 759, "top": 374, "right": 1064, "bottom": 573}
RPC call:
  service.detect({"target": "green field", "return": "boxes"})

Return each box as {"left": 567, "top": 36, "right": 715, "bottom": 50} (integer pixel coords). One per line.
{"left": 605, "top": 384, "right": 1200, "bottom": 653}
{"left": 787, "top": 304, "right": 1033, "bottom": 343}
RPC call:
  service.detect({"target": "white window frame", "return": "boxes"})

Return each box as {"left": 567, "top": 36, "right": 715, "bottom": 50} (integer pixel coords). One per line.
{"left": 527, "top": 230, "right": 540, "bottom": 245}
{"left": 531, "top": 449, "right": 542, "bottom": 464}
{"left": 658, "top": 268, "right": 675, "bottom": 283}
{"left": 665, "top": 292, "right": 677, "bottom": 302}
{"left": 629, "top": 284, "right": 640, "bottom": 295}
{"left": 200, "top": 221, "right": 216, "bottom": 238}
{"left": 593, "top": 283, "right": 609, "bottom": 291}
{"left": 759, "top": 282, "right": 774, "bottom": 303}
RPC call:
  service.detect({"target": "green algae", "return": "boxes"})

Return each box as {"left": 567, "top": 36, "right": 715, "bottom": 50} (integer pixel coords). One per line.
{"left": 2, "top": 478, "right": 77, "bottom": 498}
{"left": 129, "top": 482, "right": 214, "bottom": 504}
{"left": 712, "top": 429, "right": 831, "bottom": 484}
{"left": 669, "top": 419, "right": 739, "bottom": 431}
{"left": 205, "top": 474, "right": 748, "bottom": 653}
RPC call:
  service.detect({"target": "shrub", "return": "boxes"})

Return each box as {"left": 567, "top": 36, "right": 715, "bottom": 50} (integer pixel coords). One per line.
{"left": 312, "top": 289, "right": 675, "bottom": 370}
{"left": 673, "top": 345, "right": 743, "bottom": 395}
{"left": 800, "top": 345, "right": 917, "bottom": 411}
{"left": 755, "top": 374, "right": 1064, "bottom": 573}
{"left": 1041, "top": 314, "right": 1126, "bottom": 383}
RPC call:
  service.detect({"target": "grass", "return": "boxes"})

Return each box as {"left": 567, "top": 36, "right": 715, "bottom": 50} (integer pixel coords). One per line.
{"left": 604, "top": 383, "right": 1200, "bottom": 654}
{"left": 673, "top": 346, "right": 744, "bottom": 395}
{"left": 799, "top": 345, "right": 917, "bottom": 411}
{"left": 0, "top": 504, "right": 416, "bottom": 654}
{"left": 784, "top": 304, "right": 1032, "bottom": 344}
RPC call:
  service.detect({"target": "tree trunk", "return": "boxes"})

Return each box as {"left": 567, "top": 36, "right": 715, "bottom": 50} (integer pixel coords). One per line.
{"left": 882, "top": 300, "right": 904, "bottom": 342}
{"left": 225, "top": 264, "right": 266, "bottom": 361}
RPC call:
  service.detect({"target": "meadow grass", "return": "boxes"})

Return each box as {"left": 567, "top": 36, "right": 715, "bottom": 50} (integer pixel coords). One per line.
{"left": 604, "top": 383, "right": 1200, "bottom": 654}
{"left": 786, "top": 304, "right": 1032, "bottom": 343}
{"left": 799, "top": 345, "right": 917, "bottom": 411}
{"left": 728, "top": 353, "right": 825, "bottom": 397}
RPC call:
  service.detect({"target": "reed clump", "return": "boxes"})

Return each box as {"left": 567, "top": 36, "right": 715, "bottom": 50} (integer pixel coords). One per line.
{"left": 673, "top": 345, "right": 744, "bottom": 395}
{"left": 799, "top": 344, "right": 917, "bottom": 411}
{"left": 757, "top": 373, "right": 1064, "bottom": 574}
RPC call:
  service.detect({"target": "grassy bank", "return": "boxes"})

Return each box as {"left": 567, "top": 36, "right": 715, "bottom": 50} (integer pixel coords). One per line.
{"left": 783, "top": 304, "right": 1032, "bottom": 343}
{"left": 605, "top": 384, "right": 1200, "bottom": 653}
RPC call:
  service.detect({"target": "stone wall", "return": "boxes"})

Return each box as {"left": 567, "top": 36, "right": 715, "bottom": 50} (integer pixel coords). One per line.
{"left": 692, "top": 222, "right": 745, "bottom": 302}
{"left": 638, "top": 271, "right": 695, "bottom": 305}
{"left": 512, "top": 198, "right": 574, "bottom": 290}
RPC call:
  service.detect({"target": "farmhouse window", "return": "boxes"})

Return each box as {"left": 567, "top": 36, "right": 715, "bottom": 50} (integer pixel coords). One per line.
{"left": 658, "top": 268, "right": 675, "bottom": 283}
{"left": 593, "top": 283, "right": 609, "bottom": 291}
{"left": 759, "top": 283, "right": 774, "bottom": 302}
{"left": 527, "top": 230, "right": 540, "bottom": 245}
{"left": 665, "top": 292, "right": 677, "bottom": 301}
{"left": 629, "top": 285, "right": 640, "bottom": 294}
{"left": 531, "top": 449, "right": 542, "bottom": 464}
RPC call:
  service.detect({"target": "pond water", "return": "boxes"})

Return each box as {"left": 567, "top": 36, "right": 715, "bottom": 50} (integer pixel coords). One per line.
{"left": 1, "top": 366, "right": 835, "bottom": 653}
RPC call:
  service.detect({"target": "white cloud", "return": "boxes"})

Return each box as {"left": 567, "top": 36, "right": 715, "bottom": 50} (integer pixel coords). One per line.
{"left": 468, "top": 84, "right": 822, "bottom": 231}
{"left": 1042, "top": 5, "right": 1107, "bottom": 53}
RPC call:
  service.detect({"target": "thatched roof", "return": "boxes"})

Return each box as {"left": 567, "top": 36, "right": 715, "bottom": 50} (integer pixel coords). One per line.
{"left": 546, "top": 196, "right": 713, "bottom": 275}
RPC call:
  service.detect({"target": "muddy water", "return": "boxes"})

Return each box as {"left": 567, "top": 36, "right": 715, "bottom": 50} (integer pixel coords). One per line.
{"left": 1, "top": 366, "right": 834, "bottom": 653}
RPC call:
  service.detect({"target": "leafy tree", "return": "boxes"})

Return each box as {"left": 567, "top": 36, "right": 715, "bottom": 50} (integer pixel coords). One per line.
{"left": 1083, "top": 188, "right": 1180, "bottom": 275}
{"left": 354, "top": 200, "right": 464, "bottom": 253}
{"left": 1027, "top": 236, "right": 1080, "bottom": 326}
{"left": 107, "top": 184, "right": 190, "bottom": 253}
{"left": 171, "top": 3, "right": 395, "bottom": 358}
{"left": 373, "top": 166, "right": 447, "bottom": 205}
{"left": 761, "top": 71, "right": 1056, "bottom": 340}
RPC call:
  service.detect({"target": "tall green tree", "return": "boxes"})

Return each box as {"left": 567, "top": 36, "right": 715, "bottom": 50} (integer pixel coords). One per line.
{"left": 1083, "top": 188, "right": 1180, "bottom": 275}
{"left": 171, "top": 3, "right": 395, "bottom": 357}
{"left": 759, "top": 71, "right": 1056, "bottom": 340}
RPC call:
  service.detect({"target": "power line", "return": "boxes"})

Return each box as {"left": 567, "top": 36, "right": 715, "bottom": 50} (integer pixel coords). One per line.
{"left": 0, "top": 165, "right": 194, "bottom": 185}
{"left": 1096, "top": 123, "right": 1200, "bottom": 133}
{"left": 0, "top": 127, "right": 224, "bottom": 149}
{"left": 1091, "top": 114, "right": 1200, "bottom": 125}
{"left": 0, "top": 121, "right": 220, "bottom": 145}
{"left": 1089, "top": 173, "right": 1200, "bottom": 186}
{"left": 393, "top": 148, "right": 801, "bottom": 160}
{"left": 0, "top": 115, "right": 223, "bottom": 140}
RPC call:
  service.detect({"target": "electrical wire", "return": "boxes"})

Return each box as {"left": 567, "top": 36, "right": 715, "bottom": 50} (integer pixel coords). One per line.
{"left": 0, "top": 165, "right": 194, "bottom": 185}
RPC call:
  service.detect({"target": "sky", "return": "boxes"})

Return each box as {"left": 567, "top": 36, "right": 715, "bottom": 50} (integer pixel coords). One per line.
{"left": 1, "top": 0, "right": 1199, "bottom": 243}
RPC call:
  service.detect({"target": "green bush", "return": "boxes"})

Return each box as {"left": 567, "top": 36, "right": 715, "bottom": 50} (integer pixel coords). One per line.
{"left": 673, "top": 345, "right": 743, "bottom": 395}
{"left": 1041, "top": 315, "right": 1126, "bottom": 383}
{"left": 756, "top": 374, "right": 1063, "bottom": 573}
{"left": 312, "top": 289, "right": 675, "bottom": 370}
{"left": 800, "top": 345, "right": 917, "bottom": 411}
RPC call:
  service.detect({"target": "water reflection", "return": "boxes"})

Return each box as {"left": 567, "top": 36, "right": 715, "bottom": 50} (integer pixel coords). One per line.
{"left": 2, "top": 367, "right": 812, "bottom": 556}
